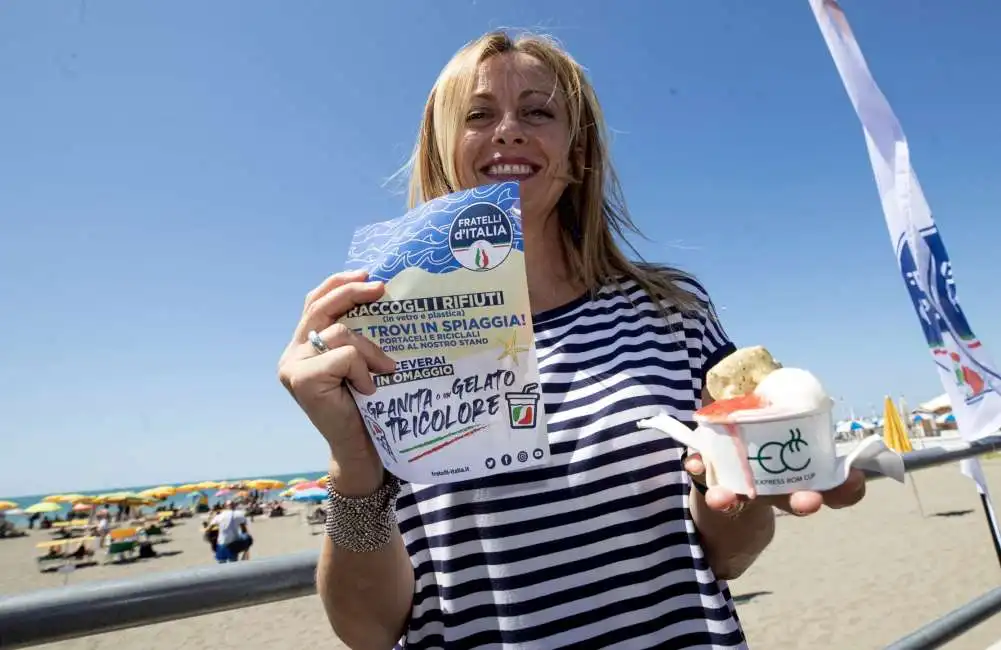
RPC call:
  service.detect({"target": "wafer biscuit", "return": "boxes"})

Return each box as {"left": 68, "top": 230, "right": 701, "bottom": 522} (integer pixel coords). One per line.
{"left": 706, "top": 346, "right": 782, "bottom": 400}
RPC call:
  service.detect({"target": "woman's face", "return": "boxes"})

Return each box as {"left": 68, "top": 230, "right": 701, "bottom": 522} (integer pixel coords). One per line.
{"left": 455, "top": 51, "right": 572, "bottom": 222}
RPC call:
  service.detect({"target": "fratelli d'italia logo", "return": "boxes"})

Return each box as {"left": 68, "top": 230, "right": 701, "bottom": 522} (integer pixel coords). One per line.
{"left": 897, "top": 225, "right": 999, "bottom": 404}
{"left": 449, "top": 202, "right": 513, "bottom": 272}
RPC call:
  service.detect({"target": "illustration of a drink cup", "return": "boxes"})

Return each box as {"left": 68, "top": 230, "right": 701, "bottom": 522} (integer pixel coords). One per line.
{"left": 505, "top": 383, "right": 541, "bottom": 429}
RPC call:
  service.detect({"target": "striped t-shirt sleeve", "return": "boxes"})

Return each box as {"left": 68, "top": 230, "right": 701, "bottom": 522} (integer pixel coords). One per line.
{"left": 675, "top": 277, "right": 737, "bottom": 398}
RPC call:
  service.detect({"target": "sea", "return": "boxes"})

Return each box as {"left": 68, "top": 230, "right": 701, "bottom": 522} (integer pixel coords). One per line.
{"left": 0, "top": 470, "right": 328, "bottom": 525}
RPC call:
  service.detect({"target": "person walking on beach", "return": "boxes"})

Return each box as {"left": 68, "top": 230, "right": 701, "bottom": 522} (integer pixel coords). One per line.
{"left": 278, "top": 31, "right": 870, "bottom": 649}
{"left": 209, "top": 501, "right": 252, "bottom": 563}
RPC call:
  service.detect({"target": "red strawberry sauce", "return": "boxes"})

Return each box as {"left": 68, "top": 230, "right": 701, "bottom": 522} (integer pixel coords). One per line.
{"left": 696, "top": 393, "right": 767, "bottom": 421}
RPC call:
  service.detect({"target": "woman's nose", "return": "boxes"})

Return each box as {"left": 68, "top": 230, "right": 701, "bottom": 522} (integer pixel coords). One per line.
{"left": 492, "top": 112, "right": 526, "bottom": 145}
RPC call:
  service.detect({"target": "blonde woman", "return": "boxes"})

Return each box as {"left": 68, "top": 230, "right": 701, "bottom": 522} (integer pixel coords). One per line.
{"left": 278, "top": 31, "right": 867, "bottom": 650}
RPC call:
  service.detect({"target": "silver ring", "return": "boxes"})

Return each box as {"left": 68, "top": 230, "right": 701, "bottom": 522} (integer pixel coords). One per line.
{"left": 307, "top": 330, "right": 330, "bottom": 354}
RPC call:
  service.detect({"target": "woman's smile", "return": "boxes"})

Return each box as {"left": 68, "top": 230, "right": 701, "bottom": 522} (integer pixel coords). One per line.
{"left": 479, "top": 156, "right": 541, "bottom": 182}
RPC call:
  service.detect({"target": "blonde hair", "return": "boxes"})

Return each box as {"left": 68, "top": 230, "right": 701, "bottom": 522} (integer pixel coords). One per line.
{"left": 405, "top": 30, "right": 706, "bottom": 315}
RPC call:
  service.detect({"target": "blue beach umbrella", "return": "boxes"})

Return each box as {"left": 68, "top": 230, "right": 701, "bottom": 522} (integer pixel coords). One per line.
{"left": 291, "top": 488, "right": 326, "bottom": 503}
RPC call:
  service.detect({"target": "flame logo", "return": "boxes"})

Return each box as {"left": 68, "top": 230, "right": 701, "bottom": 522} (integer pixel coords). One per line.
{"left": 474, "top": 246, "right": 490, "bottom": 269}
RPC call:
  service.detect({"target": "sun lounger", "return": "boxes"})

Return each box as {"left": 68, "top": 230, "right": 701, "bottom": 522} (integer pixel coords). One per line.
{"left": 105, "top": 540, "right": 138, "bottom": 562}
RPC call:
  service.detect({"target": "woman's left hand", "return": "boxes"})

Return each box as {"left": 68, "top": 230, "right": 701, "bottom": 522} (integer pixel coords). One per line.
{"left": 683, "top": 452, "right": 867, "bottom": 516}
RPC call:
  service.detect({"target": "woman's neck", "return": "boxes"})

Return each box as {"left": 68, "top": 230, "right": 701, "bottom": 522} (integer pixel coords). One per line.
{"left": 523, "top": 209, "right": 586, "bottom": 314}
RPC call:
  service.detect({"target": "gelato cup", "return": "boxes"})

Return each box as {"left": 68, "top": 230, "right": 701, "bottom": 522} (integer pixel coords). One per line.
{"left": 638, "top": 363, "right": 905, "bottom": 496}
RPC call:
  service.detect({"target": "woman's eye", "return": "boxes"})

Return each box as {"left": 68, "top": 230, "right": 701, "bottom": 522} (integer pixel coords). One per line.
{"left": 466, "top": 110, "right": 489, "bottom": 122}
{"left": 525, "top": 108, "right": 554, "bottom": 119}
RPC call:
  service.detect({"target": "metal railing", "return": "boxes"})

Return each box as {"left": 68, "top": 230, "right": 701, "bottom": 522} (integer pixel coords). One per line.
{"left": 2, "top": 436, "right": 1001, "bottom": 650}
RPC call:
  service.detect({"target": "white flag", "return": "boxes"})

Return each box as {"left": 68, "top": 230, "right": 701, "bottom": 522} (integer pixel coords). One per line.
{"left": 808, "top": 0, "right": 1001, "bottom": 441}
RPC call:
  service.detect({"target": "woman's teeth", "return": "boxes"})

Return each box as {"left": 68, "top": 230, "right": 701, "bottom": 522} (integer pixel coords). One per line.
{"left": 486, "top": 163, "right": 535, "bottom": 177}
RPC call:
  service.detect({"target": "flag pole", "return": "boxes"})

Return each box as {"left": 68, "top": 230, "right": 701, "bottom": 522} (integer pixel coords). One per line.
{"left": 979, "top": 493, "right": 1001, "bottom": 568}
{"left": 907, "top": 472, "right": 925, "bottom": 518}
{"left": 963, "top": 457, "right": 1001, "bottom": 568}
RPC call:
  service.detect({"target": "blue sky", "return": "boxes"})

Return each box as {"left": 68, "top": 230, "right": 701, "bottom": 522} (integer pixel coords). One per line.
{"left": 2, "top": 0, "right": 1000, "bottom": 497}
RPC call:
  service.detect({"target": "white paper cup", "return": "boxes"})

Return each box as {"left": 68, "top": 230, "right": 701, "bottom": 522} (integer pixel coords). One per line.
{"left": 693, "top": 402, "right": 839, "bottom": 496}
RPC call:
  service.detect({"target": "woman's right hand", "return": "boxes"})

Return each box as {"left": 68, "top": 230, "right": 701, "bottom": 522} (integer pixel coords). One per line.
{"left": 277, "top": 270, "right": 397, "bottom": 493}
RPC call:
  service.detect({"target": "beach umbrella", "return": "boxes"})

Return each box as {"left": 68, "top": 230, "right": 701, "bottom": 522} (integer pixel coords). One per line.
{"left": 0, "top": 500, "right": 18, "bottom": 511}
{"left": 3, "top": 508, "right": 24, "bottom": 516}
{"left": 882, "top": 397, "right": 914, "bottom": 454}
{"left": 71, "top": 503, "right": 93, "bottom": 513}
{"left": 95, "top": 492, "right": 131, "bottom": 503}
{"left": 24, "top": 502, "right": 61, "bottom": 514}
{"left": 247, "top": 479, "right": 284, "bottom": 490}
{"left": 291, "top": 487, "right": 326, "bottom": 503}
{"left": 836, "top": 420, "right": 869, "bottom": 434}
{"left": 318, "top": 475, "right": 330, "bottom": 487}
{"left": 287, "top": 478, "right": 309, "bottom": 486}
{"left": 883, "top": 396, "right": 923, "bottom": 516}
{"left": 139, "top": 486, "right": 176, "bottom": 501}
{"left": 42, "top": 494, "right": 90, "bottom": 504}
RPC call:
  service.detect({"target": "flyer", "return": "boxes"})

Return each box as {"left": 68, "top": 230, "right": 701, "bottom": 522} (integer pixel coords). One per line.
{"left": 341, "top": 182, "right": 550, "bottom": 484}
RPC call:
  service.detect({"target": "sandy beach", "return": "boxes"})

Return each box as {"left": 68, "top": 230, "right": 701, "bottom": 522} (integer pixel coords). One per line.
{"left": 4, "top": 461, "right": 1001, "bottom": 650}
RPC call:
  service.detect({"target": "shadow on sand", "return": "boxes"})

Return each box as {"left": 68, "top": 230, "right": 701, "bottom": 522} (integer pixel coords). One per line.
{"left": 732, "top": 590, "right": 772, "bottom": 604}
{"left": 931, "top": 509, "right": 974, "bottom": 518}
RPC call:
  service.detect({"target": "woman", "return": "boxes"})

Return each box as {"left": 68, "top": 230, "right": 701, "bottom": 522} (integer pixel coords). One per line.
{"left": 278, "top": 31, "right": 866, "bottom": 649}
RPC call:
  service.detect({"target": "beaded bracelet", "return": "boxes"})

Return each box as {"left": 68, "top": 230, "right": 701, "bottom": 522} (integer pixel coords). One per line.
{"left": 324, "top": 472, "right": 402, "bottom": 553}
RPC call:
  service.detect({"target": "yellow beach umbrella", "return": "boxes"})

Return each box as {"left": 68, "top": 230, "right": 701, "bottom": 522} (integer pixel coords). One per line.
{"left": 175, "top": 484, "right": 199, "bottom": 493}
{"left": 99, "top": 492, "right": 144, "bottom": 504}
{"left": 883, "top": 396, "right": 914, "bottom": 453}
{"left": 43, "top": 494, "right": 92, "bottom": 504}
{"left": 24, "top": 502, "right": 61, "bottom": 514}
{"left": 0, "top": 500, "right": 18, "bottom": 511}
{"left": 287, "top": 478, "right": 308, "bottom": 486}
{"left": 139, "top": 486, "right": 176, "bottom": 500}
{"left": 884, "top": 395, "right": 924, "bottom": 516}
{"left": 318, "top": 475, "right": 330, "bottom": 487}
{"left": 248, "top": 479, "right": 284, "bottom": 490}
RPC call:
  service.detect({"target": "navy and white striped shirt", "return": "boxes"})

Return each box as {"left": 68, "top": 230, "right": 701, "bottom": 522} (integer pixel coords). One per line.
{"left": 395, "top": 277, "right": 744, "bottom": 649}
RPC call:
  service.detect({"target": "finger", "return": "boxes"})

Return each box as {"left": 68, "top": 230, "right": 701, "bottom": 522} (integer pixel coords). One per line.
{"left": 295, "top": 281, "right": 386, "bottom": 342}
{"left": 786, "top": 490, "right": 824, "bottom": 516}
{"left": 304, "top": 270, "right": 368, "bottom": 310}
{"left": 704, "top": 486, "right": 741, "bottom": 512}
{"left": 823, "top": 469, "right": 867, "bottom": 509}
{"left": 684, "top": 451, "right": 706, "bottom": 477}
{"left": 316, "top": 323, "right": 396, "bottom": 374}
{"left": 294, "top": 345, "right": 379, "bottom": 395}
